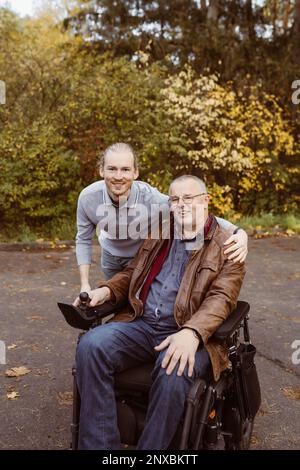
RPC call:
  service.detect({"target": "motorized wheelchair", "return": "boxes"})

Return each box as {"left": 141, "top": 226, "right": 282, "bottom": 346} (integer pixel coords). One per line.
{"left": 58, "top": 295, "right": 261, "bottom": 450}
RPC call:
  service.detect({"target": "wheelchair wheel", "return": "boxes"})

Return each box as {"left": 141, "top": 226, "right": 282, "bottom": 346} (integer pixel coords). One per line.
{"left": 224, "top": 407, "right": 254, "bottom": 450}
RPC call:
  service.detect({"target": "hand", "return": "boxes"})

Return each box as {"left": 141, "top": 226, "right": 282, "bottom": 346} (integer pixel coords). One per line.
{"left": 72, "top": 284, "right": 91, "bottom": 307}
{"left": 89, "top": 287, "right": 111, "bottom": 307}
{"left": 154, "top": 329, "right": 200, "bottom": 377}
{"left": 223, "top": 229, "right": 248, "bottom": 263}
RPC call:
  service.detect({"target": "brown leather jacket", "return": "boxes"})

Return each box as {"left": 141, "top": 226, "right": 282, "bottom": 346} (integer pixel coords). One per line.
{"left": 98, "top": 215, "right": 246, "bottom": 380}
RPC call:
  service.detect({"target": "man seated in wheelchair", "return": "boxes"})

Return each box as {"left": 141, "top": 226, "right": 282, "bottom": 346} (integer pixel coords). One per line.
{"left": 76, "top": 175, "right": 246, "bottom": 450}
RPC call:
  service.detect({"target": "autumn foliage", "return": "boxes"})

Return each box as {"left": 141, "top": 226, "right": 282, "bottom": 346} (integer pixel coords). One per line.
{"left": 0, "top": 4, "right": 299, "bottom": 237}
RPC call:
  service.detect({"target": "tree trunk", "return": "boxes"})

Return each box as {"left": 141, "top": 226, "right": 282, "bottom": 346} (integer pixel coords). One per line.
{"left": 294, "top": 0, "right": 300, "bottom": 39}
{"left": 246, "top": 0, "right": 255, "bottom": 41}
{"left": 207, "top": 0, "right": 219, "bottom": 22}
{"left": 282, "top": 0, "right": 292, "bottom": 34}
{"left": 272, "top": 0, "right": 278, "bottom": 38}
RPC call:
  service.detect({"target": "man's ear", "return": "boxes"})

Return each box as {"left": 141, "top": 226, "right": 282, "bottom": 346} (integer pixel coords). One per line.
{"left": 133, "top": 168, "right": 139, "bottom": 180}
{"left": 99, "top": 166, "right": 104, "bottom": 178}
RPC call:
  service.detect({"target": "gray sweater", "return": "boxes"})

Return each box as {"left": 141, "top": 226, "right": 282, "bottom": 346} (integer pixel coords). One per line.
{"left": 75, "top": 180, "right": 235, "bottom": 265}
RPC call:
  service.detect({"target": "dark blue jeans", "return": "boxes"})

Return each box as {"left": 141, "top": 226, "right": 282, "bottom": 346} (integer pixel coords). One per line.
{"left": 76, "top": 318, "right": 211, "bottom": 450}
{"left": 100, "top": 248, "right": 132, "bottom": 280}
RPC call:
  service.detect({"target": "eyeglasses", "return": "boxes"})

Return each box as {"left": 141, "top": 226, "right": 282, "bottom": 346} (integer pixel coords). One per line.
{"left": 168, "top": 193, "right": 207, "bottom": 205}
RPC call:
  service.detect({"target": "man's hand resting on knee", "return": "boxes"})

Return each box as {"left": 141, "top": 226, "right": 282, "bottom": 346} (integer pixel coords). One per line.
{"left": 154, "top": 329, "right": 200, "bottom": 378}
{"left": 73, "top": 286, "right": 112, "bottom": 307}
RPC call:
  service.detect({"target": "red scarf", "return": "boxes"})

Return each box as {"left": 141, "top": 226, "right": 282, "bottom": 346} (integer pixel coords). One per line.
{"left": 139, "top": 214, "right": 213, "bottom": 304}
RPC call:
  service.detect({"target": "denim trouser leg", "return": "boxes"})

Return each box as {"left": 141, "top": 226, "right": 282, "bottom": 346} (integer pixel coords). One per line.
{"left": 137, "top": 346, "right": 211, "bottom": 450}
{"left": 100, "top": 248, "right": 133, "bottom": 280}
{"left": 76, "top": 320, "right": 155, "bottom": 449}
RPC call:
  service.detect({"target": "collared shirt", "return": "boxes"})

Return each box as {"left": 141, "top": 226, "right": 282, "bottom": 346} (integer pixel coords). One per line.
{"left": 142, "top": 238, "right": 191, "bottom": 333}
{"left": 76, "top": 180, "right": 168, "bottom": 264}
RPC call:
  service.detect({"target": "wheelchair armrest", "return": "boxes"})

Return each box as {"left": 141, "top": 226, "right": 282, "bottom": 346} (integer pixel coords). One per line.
{"left": 211, "top": 301, "right": 250, "bottom": 341}
{"left": 57, "top": 301, "right": 123, "bottom": 330}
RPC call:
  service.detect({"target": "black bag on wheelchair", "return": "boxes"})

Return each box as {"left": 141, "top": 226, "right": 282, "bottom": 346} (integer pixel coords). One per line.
{"left": 237, "top": 343, "right": 261, "bottom": 419}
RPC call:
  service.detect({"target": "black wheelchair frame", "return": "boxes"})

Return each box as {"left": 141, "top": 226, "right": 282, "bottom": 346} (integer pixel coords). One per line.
{"left": 64, "top": 300, "right": 257, "bottom": 450}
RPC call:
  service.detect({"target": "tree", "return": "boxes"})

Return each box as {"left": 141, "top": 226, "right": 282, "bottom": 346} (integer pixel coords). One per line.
{"left": 294, "top": 0, "right": 300, "bottom": 39}
{"left": 0, "top": 11, "right": 82, "bottom": 230}
{"left": 155, "top": 66, "right": 298, "bottom": 214}
{"left": 0, "top": 3, "right": 299, "bottom": 237}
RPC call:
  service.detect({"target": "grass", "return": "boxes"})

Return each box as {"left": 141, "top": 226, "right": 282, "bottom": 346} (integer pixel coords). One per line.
{"left": 0, "top": 220, "right": 77, "bottom": 243}
{"left": 238, "top": 213, "right": 300, "bottom": 234}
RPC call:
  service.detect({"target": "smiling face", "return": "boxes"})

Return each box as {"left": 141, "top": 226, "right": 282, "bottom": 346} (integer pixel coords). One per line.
{"left": 100, "top": 150, "right": 139, "bottom": 202}
{"left": 169, "top": 178, "right": 209, "bottom": 235}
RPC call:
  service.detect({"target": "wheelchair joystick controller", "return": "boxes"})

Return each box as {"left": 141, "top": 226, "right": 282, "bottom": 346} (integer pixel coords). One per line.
{"left": 79, "top": 292, "right": 90, "bottom": 311}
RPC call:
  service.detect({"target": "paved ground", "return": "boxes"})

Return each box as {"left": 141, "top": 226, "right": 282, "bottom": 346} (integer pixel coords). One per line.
{"left": 0, "top": 236, "right": 299, "bottom": 450}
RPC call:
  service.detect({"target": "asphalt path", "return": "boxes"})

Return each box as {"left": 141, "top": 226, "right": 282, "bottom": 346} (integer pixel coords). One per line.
{"left": 0, "top": 236, "right": 299, "bottom": 449}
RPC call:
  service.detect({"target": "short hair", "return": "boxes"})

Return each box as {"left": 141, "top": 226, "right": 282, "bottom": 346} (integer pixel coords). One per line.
{"left": 169, "top": 175, "right": 207, "bottom": 194}
{"left": 98, "top": 143, "right": 138, "bottom": 170}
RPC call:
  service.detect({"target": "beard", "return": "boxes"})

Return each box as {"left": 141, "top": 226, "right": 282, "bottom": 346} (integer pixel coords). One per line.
{"left": 107, "top": 180, "right": 131, "bottom": 198}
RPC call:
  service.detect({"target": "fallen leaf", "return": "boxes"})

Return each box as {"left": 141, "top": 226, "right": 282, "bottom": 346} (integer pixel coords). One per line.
{"left": 57, "top": 391, "right": 73, "bottom": 406}
{"left": 288, "top": 272, "right": 300, "bottom": 280}
{"left": 281, "top": 386, "right": 300, "bottom": 400}
{"left": 250, "top": 435, "right": 260, "bottom": 446}
{"left": 7, "top": 344, "right": 17, "bottom": 350}
{"left": 26, "top": 315, "right": 43, "bottom": 321}
{"left": 5, "top": 366, "right": 31, "bottom": 377}
{"left": 7, "top": 391, "right": 20, "bottom": 400}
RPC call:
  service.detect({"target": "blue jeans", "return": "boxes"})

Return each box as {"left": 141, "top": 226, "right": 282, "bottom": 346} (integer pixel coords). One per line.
{"left": 100, "top": 248, "right": 132, "bottom": 280}
{"left": 76, "top": 318, "right": 211, "bottom": 450}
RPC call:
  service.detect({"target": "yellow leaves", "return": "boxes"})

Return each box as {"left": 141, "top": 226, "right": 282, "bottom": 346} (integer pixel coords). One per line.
{"left": 4, "top": 364, "right": 31, "bottom": 401}
{"left": 239, "top": 177, "right": 253, "bottom": 192}
{"left": 281, "top": 386, "right": 300, "bottom": 401}
{"left": 57, "top": 391, "right": 73, "bottom": 406}
{"left": 208, "top": 183, "right": 234, "bottom": 214}
{"left": 136, "top": 50, "right": 149, "bottom": 65}
{"left": 5, "top": 366, "right": 31, "bottom": 377}
{"left": 7, "top": 391, "right": 20, "bottom": 400}
{"left": 162, "top": 68, "right": 274, "bottom": 181}
{"left": 285, "top": 229, "right": 295, "bottom": 236}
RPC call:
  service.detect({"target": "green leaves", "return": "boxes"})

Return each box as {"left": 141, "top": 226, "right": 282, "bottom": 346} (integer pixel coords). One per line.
{"left": 0, "top": 7, "right": 299, "bottom": 240}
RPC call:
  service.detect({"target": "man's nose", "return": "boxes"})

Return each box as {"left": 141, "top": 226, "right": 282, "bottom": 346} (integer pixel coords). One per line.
{"left": 178, "top": 197, "right": 185, "bottom": 208}
{"left": 114, "top": 170, "right": 123, "bottom": 179}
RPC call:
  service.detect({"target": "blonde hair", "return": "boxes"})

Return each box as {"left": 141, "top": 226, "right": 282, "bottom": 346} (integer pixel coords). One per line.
{"left": 98, "top": 143, "right": 138, "bottom": 170}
